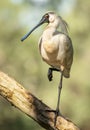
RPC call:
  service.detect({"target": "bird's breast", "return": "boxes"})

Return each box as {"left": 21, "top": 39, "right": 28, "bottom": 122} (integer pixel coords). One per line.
{"left": 43, "top": 41, "right": 58, "bottom": 54}
{"left": 39, "top": 41, "right": 59, "bottom": 67}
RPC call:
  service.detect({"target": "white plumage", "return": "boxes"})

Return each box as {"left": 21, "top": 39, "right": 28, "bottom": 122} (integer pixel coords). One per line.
{"left": 21, "top": 11, "right": 73, "bottom": 126}
{"left": 38, "top": 12, "right": 73, "bottom": 78}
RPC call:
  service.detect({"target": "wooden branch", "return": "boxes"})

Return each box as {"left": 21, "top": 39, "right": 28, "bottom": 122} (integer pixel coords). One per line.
{"left": 0, "top": 71, "right": 80, "bottom": 130}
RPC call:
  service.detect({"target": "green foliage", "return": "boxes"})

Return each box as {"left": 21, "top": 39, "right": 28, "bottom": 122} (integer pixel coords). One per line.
{"left": 0, "top": 0, "right": 90, "bottom": 130}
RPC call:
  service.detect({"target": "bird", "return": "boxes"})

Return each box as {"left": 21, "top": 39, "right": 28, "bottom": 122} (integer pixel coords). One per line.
{"left": 21, "top": 11, "right": 73, "bottom": 126}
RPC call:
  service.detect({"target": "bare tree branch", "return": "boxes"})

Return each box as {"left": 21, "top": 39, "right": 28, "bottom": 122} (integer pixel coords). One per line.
{"left": 0, "top": 71, "right": 80, "bottom": 130}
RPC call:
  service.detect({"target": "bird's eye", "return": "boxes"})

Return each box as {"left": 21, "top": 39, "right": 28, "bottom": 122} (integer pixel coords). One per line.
{"left": 45, "top": 14, "right": 49, "bottom": 19}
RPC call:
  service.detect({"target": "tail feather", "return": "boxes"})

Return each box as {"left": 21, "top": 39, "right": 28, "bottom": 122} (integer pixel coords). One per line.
{"left": 63, "top": 69, "right": 70, "bottom": 78}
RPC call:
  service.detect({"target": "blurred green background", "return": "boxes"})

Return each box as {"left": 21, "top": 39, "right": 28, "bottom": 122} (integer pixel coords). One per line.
{"left": 0, "top": 0, "right": 90, "bottom": 130}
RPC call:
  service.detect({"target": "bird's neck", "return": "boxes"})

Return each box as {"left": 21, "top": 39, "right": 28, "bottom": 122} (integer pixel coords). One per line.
{"left": 42, "top": 26, "right": 57, "bottom": 40}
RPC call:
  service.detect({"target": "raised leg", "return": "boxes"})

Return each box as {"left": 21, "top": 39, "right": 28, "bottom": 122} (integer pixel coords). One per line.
{"left": 47, "top": 67, "right": 60, "bottom": 81}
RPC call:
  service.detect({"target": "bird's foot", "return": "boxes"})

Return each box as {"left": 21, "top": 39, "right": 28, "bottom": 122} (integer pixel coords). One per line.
{"left": 47, "top": 68, "right": 60, "bottom": 81}
{"left": 54, "top": 109, "right": 60, "bottom": 127}
{"left": 45, "top": 109, "right": 60, "bottom": 127}
{"left": 47, "top": 68, "right": 53, "bottom": 81}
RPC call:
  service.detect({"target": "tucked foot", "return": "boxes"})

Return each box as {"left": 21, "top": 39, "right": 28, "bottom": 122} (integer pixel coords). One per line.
{"left": 47, "top": 68, "right": 53, "bottom": 81}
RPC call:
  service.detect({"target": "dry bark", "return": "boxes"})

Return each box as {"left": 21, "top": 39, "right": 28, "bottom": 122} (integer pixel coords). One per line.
{"left": 0, "top": 71, "right": 80, "bottom": 130}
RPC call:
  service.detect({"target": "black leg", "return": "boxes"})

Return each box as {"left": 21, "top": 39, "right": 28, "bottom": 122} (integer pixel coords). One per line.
{"left": 47, "top": 67, "right": 63, "bottom": 126}
{"left": 54, "top": 71, "right": 63, "bottom": 126}
{"left": 46, "top": 71, "right": 63, "bottom": 126}
{"left": 47, "top": 67, "right": 60, "bottom": 81}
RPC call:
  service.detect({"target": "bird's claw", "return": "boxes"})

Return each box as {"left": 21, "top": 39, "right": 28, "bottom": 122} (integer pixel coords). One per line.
{"left": 45, "top": 109, "right": 60, "bottom": 127}
{"left": 47, "top": 68, "right": 53, "bottom": 81}
{"left": 54, "top": 109, "right": 60, "bottom": 126}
